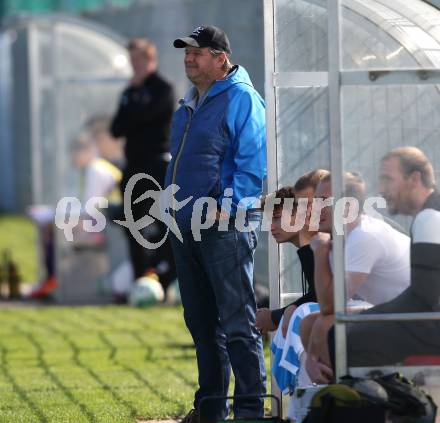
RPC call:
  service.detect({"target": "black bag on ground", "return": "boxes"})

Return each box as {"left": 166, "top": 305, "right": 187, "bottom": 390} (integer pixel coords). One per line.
{"left": 303, "top": 372, "right": 437, "bottom": 423}
{"left": 302, "top": 383, "right": 387, "bottom": 423}
{"left": 366, "top": 372, "right": 437, "bottom": 422}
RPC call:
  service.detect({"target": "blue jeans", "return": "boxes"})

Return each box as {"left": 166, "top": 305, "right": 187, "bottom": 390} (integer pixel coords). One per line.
{"left": 170, "top": 219, "right": 266, "bottom": 419}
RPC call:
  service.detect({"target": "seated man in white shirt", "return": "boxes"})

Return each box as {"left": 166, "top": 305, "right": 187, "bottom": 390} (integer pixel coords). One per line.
{"left": 300, "top": 172, "right": 411, "bottom": 383}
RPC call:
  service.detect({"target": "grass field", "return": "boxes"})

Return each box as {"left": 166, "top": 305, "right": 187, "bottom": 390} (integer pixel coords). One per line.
{"left": 0, "top": 305, "right": 271, "bottom": 423}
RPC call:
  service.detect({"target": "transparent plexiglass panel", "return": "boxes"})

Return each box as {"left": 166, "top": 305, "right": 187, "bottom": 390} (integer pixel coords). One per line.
{"left": 274, "top": 0, "right": 438, "bottom": 72}
{"left": 254, "top": 232, "right": 269, "bottom": 295}
{"left": 55, "top": 22, "right": 130, "bottom": 78}
{"left": 274, "top": 0, "right": 328, "bottom": 72}
{"left": 53, "top": 81, "right": 127, "bottom": 304}
{"left": 276, "top": 87, "right": 330, "bottom": 188}
{"left": 341, "top": 0, "right": 440, "bottom": 70}
{"left": 0, "top": 31, "right": 14, "bottom": 210}
{"left": 37, "top": 25, "right": 54, "bottom": 78}
{"left": 39, "top": 86, "right": 57, "bottom": 205}
{"left": 55, "top": 82, "right": 125, "bottom": 199}
{"left": 342, "top": 83, "right": 440, "bottom": 208}
{"left": 275, "top": 87, "right": 330, "bottom": 297}
{"left": 340, "top": 83, "right": 440, "bottom": 367}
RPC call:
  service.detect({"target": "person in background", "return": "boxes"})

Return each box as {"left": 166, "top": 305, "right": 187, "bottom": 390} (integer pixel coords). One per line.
{"left": 255, "top": 170, "right": 327, "bottom": 395}
{"left": 303, "top": 172, "right": 411, "bottom": 383}
{"left": 70, "top": 133, "right": 122, "bottom": 205}
{"left": 28, "top": 132, "right": 122, "bottom": 298}
{"left": 256, "top": 169, "right": 329, "bottom": 337}
{"left": 326, "top": 147, "right": 440, "bottom": 369}
{"left": 85, "top": 115, "right": 133, "bottom": 301}
{"left": 85, "top": 114, "right": 125, "bottom": 170}
{"left": 111, "top": 38, "right": 176, "bottom": 292}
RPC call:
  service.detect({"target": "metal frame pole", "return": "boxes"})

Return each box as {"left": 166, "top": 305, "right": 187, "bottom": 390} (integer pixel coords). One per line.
{"left": 327, "top": 0, "right": 347, "bottom": 379}
{"left": 263, "top": 0, "right": 282, "bottom": 412}
{"left": 0, "top": 31, "right": 15, "bottom": 210}
{"left": 28, "top": 23, "right": 43, "bottom": 205}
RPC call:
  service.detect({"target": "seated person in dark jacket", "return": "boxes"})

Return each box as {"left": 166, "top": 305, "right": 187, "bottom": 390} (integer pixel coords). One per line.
{"left": 256, "top": 169, "right": 329, "bottom": 336}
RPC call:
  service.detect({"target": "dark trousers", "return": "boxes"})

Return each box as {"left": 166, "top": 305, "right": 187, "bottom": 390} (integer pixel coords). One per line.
{"left": 120, "top": 159, "right": 175, "bottom": 289}
{"left": 170, "top": 223, "right": 266, "bottom": 419}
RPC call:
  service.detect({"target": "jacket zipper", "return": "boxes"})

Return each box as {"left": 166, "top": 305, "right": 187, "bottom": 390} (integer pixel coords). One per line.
{"left": 171, "top": 107, "right": 193, "bottom": 219}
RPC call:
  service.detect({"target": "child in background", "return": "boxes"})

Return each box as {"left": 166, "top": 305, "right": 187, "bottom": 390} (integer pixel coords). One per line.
{"left": 28, "top": 131, "right": 122, "bottom": 299}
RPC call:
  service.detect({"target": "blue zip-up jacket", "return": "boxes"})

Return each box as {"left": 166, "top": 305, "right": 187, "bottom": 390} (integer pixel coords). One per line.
{"left": 164, "top": 65, "right": 267, "bottom": 231}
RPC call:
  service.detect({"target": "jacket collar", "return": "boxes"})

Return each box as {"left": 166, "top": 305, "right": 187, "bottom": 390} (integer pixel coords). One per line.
{"left": 179, "top": 65, "right": 252, "bottom": 111}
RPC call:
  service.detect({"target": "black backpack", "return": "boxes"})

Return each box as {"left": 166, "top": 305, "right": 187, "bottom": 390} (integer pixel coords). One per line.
{"left": 304, "top": 372, "right": 437, "bottom": 423}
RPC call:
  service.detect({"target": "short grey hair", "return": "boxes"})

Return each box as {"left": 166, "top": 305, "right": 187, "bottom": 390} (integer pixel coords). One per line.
{"left": 382, "top": 146, "right": 436, "bottom": 189}
{"left": 209, "top": 48, "right": 233, "bottom": 72}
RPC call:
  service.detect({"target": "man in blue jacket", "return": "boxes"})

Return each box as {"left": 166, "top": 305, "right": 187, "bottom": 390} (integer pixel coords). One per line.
{"left": 165, "top": 25, "right": 267, "bottom": 423}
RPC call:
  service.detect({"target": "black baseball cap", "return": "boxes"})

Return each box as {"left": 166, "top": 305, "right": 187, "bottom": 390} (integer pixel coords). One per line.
{"left": 173, "top": 25, "right": 232, "bottom": 55}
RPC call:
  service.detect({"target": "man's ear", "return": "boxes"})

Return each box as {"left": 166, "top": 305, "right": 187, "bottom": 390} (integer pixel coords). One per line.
{"left": 216, "top": 52, "right": 226, "bottom": 68}
{"left": 409, "top": 170, "right": 422, "bottom": 186}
